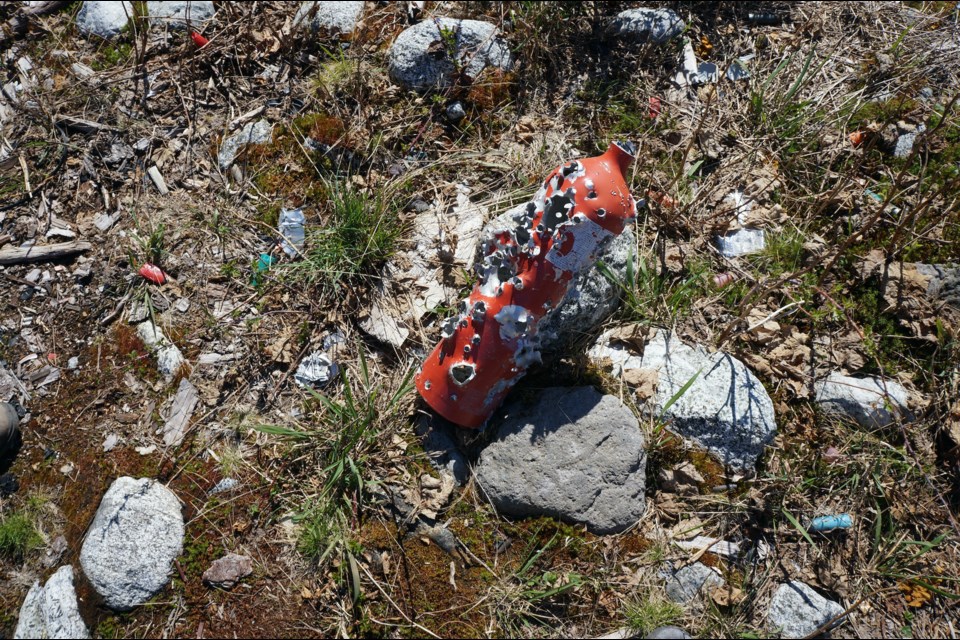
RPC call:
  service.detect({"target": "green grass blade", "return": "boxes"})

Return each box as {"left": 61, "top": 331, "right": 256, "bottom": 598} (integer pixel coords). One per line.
{"left": 658, "top": 368, "right": 702, "bottom": 419}
{"left": 253, "top": 423, "right": 311, "bottom": 439}
{"left": 782, "top": 507, "right": 817, "bottom": 548}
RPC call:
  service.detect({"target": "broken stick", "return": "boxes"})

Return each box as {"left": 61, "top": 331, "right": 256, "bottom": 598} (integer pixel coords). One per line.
{"left": 0, "top": 241, "right": 91, "bottom": 265}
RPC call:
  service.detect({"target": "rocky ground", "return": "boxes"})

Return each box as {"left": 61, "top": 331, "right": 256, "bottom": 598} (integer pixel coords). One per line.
{"left": 0, "top": 1, "right": 959, "bottom": 638}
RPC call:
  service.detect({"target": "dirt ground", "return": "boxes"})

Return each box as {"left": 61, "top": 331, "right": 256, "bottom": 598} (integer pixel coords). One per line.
{"left": 1, "top": 1, "right": 959, "bottom": 638}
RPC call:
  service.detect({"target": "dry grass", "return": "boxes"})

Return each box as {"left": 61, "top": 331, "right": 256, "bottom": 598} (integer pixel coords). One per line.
{"left": 1, "top": 1, "right": 960, "bottom": 638}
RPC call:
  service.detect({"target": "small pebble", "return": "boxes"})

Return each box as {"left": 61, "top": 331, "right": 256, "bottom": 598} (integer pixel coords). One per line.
{"left": 208, "top": 477, "right": 238, "bottom": 495}
{"left": 446, "top": 101, "right": 466, "bottom": 122}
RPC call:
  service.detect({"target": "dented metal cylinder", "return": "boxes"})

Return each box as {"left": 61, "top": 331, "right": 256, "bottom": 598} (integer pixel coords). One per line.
{"left": 416, "top": 141, "right": 638, "bottom": 428}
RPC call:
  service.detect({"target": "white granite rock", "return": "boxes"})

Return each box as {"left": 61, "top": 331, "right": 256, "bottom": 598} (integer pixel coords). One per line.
{"left": 147, "top": 1, "right": 215, "bottom": 28}
{"left": 590, "top": 329, "right": 777, "bottom": 470}
{"left": 608, "top": 8, "right": 685, "bottom": 44}
{"left": 388, "top": 18, "right": 513, "bottom": 92}
{"left": 14, "top": 566, "right": 89, "bottom": 639}
{"left": 217, "top": 119, "right": 273, "bottom": 171}
{"left": 293, "top": 1, "right": 364, "bottom": 37}
{"left": 76, "top": 1, "right": 132, "bottom": 39}
{"left": 814, "top": 372, "right": 912, "bottom": 428}
{"left": 768, "top": 581, "right": 844, "bottom": 638}
{"left": 79, "top": 477, "right": 184, "bottom": 611}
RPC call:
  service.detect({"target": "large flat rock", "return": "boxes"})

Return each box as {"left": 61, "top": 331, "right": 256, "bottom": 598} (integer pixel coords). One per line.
{"left": 591, "top": 329, "right": 777, "bottom": 470}
{"left": 475, "top": 387, "right": 646, "bottom": 534}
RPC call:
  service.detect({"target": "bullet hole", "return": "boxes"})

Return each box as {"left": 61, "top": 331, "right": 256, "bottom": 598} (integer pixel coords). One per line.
{"left": 450, "top": 363, "right": 476, "bottom": 386}
{"left": 463, "top": 345, "right": 471, "bottom": 354}
{"left": 471, "top": 335, "right": 481, "bottom": 345}
{"left": 441, "top": 317, "right": 458, "bottom": 338}
{"left": 511, "top": 276, "right": 524, "bottom": 290}
{"left": 515, "top": 226, "right": 531, "bottom": 245}
{"left": 472, "top": 300, "right": 487, "bottom": 322}
{"left": 561, "top": 161, "right": 581, "bottom": 177}
{"left": 543, "top": 188, "right": 575, "bottom": 233}
{"left": 424, "top": 380, "right": 432, "bottom": 390}
{"left": 597, "top": 208, "right": 607, "bottom": 218}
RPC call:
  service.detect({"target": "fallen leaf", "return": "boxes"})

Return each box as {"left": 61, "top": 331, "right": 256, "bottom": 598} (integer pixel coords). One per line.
{"left": 710, "top": 584, "right": 745, "bottom": 607}
{"left": 623, "top": 368, "right": 659, "bottom": 401}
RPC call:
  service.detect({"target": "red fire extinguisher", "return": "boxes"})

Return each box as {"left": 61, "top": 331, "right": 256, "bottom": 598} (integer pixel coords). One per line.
{"left": 415, "top": 141, "right": 638, "bottom": 428}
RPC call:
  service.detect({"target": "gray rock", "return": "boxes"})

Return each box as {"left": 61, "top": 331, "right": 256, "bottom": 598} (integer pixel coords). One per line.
{"left": 916, "top": 262, "right": 960, "bottom": 308}
{"left": 814, "top": 372, "right": 912, "bottom": 428}
{"left": 598, "top": 330, "right": 776, "bottom": 470}
{"left": 388, "top": 18, "right": 513, "bottom": 92}
{"left": 894, "top": 132, "right": 918, "bottom": 158}
{"left": 608, "top": 8, "right": 685, "bottom": 44}
{"left": 0, "top": 402, "right": 20, "bottom": 452}
{"left": 767, "top": 581, "right": 844, "bottom": 638}
{"left": 474, "top": 387, "right": 646, "bottom": 534}
{"left": 646, "top": 626, "right": 692, "bottom": 639}
{"left": 217, "top": 119, "right": 273, "bottom": 171}
{"left": 446, "top": 101, "right": 466, "bottom": 122}
{"left": 79, "top": 477, "right": 184, "bottom": 611}
{"left": 716, "top": 228, "right": 765, "bottom": 257}
{"left": 293, "top": 1, "right": 364, "bottom": 37}
{"left": 664, "top": 562, "right": 724, "bottom": 603}
{"left": 147, "top": 1, "right": 215, "bottom": 27}
{"left": 202, "top": 553, "right": 252, "bottom": 589}
{"left": 76, "top": 1, "right": 133, "bottom": 39}
{"left": 14, "top": 566, "right": 90, "bottom": 639}
{"left": 478, "top": 206, "right": 635, "bottom": 352}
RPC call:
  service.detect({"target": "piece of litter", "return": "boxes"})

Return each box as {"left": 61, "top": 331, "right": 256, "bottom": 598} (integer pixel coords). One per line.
{"left": 67, "top": 357, "right": 79, "bottom": 370}
{"left": 294, "top": 351, "right": 338, "bottom": 388}
{"left": 250, "top": 253, "right": 276, "bottom": 286}
{"left": 673, "top": 535, "right": 741, "bottom": 558}
{"left": 808, "top": 514, "right": 853, "bottom": 532}
{"left": 726, "top": 59, "right": 750, "bottom": 81}
{"left": 135, "top": 445, "right": 156, "bottom": 455}
{"left": 59, "top": 462, "right": 74, "bottom": 475}
{"left": 147, "top": 166, "right": 169, "bottom": 195}
{"left": 103, "top": 434, "right": 120, "bottom": 452}
{"left": 278, "top": 208, "right": 305, "bottom": 258}
{"left": 209, "top": 477, "right": 238, "bottom": 495}
{"left": 675, "top": 39, "right": 718, "bottom": 87}
{"left": 139, "top": 262, "right": 167, "bottom": 285}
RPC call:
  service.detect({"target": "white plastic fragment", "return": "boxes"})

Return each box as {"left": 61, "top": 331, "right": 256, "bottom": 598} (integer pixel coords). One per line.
{"left": 726, "top": 58, "right": 751, "bottom": 81}
{"left": 294, "top": 351, "right": 338, "bottom": 389}
{"left": 278, "top": 208, "right": 306, "bottom": 258}
{"left": 147, "top": 166, "right": 169, "bottom": 195}
{"left": 715, "top": 190, "right": 765, "bottom": 257}
{"left": 672, "top": 535, "right": 741, "bottom": 558}
{"left": 675, "top": 39, "right": 718, "bottom": 87}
